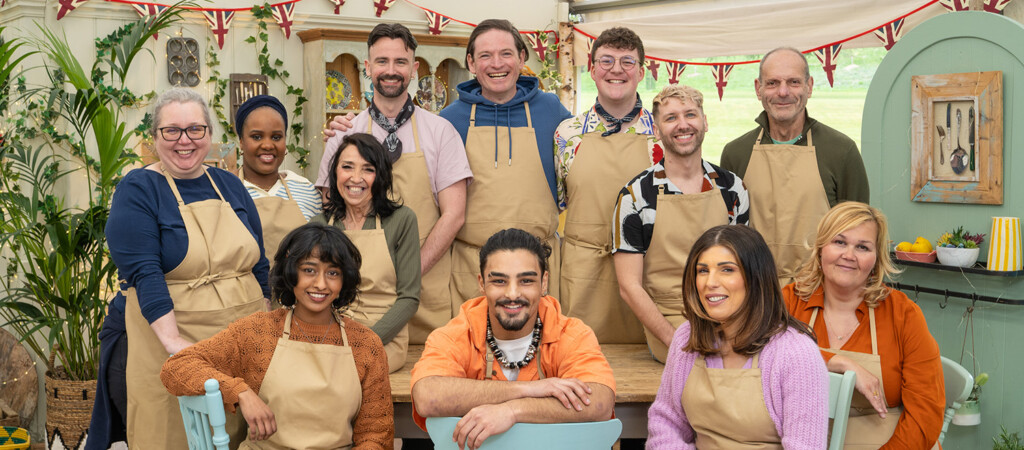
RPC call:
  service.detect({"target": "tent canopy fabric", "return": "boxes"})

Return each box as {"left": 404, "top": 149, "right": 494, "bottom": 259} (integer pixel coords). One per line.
{"left": 573, "top": 0, "right": 945, "bottom": 64}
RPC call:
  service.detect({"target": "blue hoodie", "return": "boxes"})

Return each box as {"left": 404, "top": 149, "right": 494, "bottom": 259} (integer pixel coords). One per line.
{"left": 440, "top": 76, "right": 572, "bottom": 203}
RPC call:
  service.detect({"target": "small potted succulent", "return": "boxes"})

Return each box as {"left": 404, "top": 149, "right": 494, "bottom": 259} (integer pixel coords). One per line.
{"left": 953, "top": 372, "right": 988, "bottom": 426}
{"left": 935, "top": 227, "right": 985, "bottom": 267}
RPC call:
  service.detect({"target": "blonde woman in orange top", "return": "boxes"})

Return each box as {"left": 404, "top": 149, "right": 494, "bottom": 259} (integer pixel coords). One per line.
{"left": 783, "top": 202, "right": 944, "bottom": 449}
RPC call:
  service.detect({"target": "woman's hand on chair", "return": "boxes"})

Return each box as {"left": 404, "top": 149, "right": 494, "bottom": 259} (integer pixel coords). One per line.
{"left": 238, "top": 389, "right": 277, "bottom": 440}
{"left": 828, "top": 354, "right": 888, "bottom": 418}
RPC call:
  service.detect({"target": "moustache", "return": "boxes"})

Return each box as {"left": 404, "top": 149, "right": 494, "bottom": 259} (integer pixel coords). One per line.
{"left": 495, "top": 299, "right": 529, "bottom": 309}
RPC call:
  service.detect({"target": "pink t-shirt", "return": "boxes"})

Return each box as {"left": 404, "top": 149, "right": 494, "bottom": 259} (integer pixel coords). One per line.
{"left": 316, "top": 106, "right": 472, "bottom": 198}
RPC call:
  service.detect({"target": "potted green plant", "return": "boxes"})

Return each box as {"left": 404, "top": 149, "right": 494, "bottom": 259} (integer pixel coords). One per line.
{"left": 0, "top": 9, "right": 183, "bottom": 447}
{"left": 993, "top": 425, "right": 1024, "bottom": 450}
{"left": 935, "top": 226, "right": 985, "bottom": 267}
{"left": 953, "top": 371, "right": 988, "bottom": 426}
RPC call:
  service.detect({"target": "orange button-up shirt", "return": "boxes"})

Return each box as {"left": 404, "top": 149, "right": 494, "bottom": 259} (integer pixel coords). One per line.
{"left": 410, "top": 295, "right": 616, "bottom": 430}
{"left": 783, "top": 284, "right": 945, "bottom": 449}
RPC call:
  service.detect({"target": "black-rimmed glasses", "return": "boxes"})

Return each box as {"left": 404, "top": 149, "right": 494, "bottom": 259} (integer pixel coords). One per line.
{"left": 158, "top": 125, "right": 208, "bottom": 142}
{"left": 595, "top": 55, "right": 639, "bottom": 71}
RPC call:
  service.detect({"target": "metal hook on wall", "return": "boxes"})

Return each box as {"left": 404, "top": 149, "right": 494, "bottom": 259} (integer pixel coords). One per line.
{"left": 939, "top": 290, "right": 950, "bottom": 309}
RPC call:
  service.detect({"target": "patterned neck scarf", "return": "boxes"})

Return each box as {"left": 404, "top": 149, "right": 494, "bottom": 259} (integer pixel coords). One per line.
{"left": 368, "top": 96, "right": 415, "bottom": 163}
{"left": 594, "top": 94, "right": 643, "bottom": 137}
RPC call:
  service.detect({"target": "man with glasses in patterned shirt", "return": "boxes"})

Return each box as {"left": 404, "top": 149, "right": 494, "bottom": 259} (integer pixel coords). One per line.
{"left": 554, "top": 27, "right": 660, "bottom": 345}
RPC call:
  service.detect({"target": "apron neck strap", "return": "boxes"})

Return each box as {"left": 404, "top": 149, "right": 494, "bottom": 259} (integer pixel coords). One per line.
{"left": 283, "top": 309, "right": 294, "bottom": 336}
{"left": 755, "top": 128, "right": 813, "bottom": 146}
{"left": 470, "top": 104, "right": 477, "bottom": 126}
{"left": 467, "top": 103, "right": 532, "bottom": 127}
{"left": 523, "top": 102, "right": 533, "bottom": 128}
{"left": 161, "top": 166, "right": 223, "bottom": 205}
{"left": 808, "top": 304, "right": 878, "bottom": 355}
{"left": 278, "top": 173, "right": 294, "bottom": 200}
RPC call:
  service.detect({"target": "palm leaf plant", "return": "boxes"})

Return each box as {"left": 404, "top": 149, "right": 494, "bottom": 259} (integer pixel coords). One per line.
{"left": 0, "top": 7, "right": 185, "bottom": 381}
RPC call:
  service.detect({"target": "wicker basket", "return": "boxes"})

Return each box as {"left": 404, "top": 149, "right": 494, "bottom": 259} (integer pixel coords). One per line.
{"left": 0, "top": 426, "right": 30, "bottom": 450}
{"left": 44, "top": 367, "right": 96, "bottom": 450}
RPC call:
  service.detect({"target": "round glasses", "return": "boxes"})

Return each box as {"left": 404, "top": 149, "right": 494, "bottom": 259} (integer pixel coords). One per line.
{"left": 158, "top": 125, "right": 208, "bottom": 142}
{"left": 595, "top": 55, "right": 639, "bottom": 71}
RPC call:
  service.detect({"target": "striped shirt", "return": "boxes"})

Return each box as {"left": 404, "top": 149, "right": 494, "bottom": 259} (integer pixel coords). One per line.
{"left": 612, "top": 159, "right": 749, "bottom": 254}
{"left": 242, "top": 170, "right": 322, "bottom": 220}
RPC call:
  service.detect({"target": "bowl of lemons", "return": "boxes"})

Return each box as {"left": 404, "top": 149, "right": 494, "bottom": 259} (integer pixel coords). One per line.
{"left": 895, "top": 237, "right": 937, "bottom": 263}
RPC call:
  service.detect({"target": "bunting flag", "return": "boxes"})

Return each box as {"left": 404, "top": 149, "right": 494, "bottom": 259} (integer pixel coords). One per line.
{"left": 665, "top": 61, "right": 686, "bottom": 85}
{"left": 424, "top": 10, "right": 451, "bottom": 35}
{"left": 647, "top": 59, "right": 660, "bottom": 81}
{"left": 938, "top": 0, "right": 970, "bottom": 11}
{"left": 204, "top": 10, "right": 236, "bottom": 49}
{"left": 372, "top": 0, "right": 396, "bottom": 17}
{"left": 814, "top": 43, "right": 842, "bottom": 87}
{"left": 326, "top": 0, "right": 344, "bottom": 14}
{"left": 873, "top": 18, "right": 905, "bottom": 50}
{"left": 56, "top": 0, "right": 89, "bottom": 20}
{"left": 526, "top": 33, "right": 551, "bottom": 61}
{"left": 132, "top": 3, "right": 168, "bottom": 39}
{"left": 584, "top": 36, "right": 595, "bottom": 71}
{"left": 270, "top": 2, "right": 296, "bottom": 38}
{"left": 711, "top": 64, "right": 733, "bottom": 100}
{"left": 982, "top": 0, "right": 1013, "bottom": 13}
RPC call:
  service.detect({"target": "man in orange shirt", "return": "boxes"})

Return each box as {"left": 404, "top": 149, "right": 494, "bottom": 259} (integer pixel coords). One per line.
{"left": 411, "top": 228, "right": 615, "bottom": 448}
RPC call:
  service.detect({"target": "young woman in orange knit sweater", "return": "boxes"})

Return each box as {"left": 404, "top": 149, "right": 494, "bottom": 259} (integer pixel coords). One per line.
{"left": 161, "top": 223, "right": 394, "bottom": 449}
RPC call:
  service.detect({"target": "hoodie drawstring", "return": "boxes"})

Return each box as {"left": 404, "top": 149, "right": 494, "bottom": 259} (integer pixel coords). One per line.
{"left": 506, "top": 108, "right": 512, "bottom": 166}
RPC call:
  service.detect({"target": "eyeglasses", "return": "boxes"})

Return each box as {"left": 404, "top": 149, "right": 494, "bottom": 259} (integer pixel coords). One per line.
{"left": 595, "top": 55, "right": 639, "bottom": 71}
{"left": 158, "top": 125, "right": 208, "bottom": 142}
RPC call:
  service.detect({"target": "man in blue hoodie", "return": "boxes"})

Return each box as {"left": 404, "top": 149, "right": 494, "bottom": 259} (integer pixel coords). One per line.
{"left": 440, "top": 19, "right": 572, "bottom": 305}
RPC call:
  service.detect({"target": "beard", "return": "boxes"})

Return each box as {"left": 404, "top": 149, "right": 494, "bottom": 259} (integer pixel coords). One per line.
{"left": 374, "top": 74, "right": 410, "bottom": 98}
{"left": 494, "top": 299, "right": 532, "bottom": 332}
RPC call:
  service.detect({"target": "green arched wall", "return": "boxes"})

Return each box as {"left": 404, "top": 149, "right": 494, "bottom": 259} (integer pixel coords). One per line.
{"left": 863, "top": 11, "right": 1024, "bottom": 449}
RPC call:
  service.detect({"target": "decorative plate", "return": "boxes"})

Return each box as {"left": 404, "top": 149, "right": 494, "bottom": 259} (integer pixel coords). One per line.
{"left": 415, "top": 76, "right": 447, "bottom": 112}
{"left": 325, "top": 70, "right": 352, "bottom": 110}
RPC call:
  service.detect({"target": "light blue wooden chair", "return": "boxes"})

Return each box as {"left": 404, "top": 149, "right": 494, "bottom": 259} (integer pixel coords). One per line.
{"left": 939, "top": 356, "right": 973, "bottom": 445}
{"left": 425, "top": 417, "right": 622, "bottom": 450}
{"left": 828, "top": 370, "right": 857, "bottom": 450}
{"left": 176, "top": 378, "right": 230, "bottom": 450}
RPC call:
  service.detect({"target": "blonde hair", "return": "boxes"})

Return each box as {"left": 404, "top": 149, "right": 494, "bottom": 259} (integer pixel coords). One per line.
{"left": 651, "top": 84, "right": 704, "bottom": 119}
{"left": 793, "top": 202, "right": 900, "bottom": 307}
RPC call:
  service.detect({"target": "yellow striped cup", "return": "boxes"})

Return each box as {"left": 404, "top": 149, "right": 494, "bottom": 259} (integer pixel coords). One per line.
{"left": 987, "top": 217, "right": 1022, "bottom": 271}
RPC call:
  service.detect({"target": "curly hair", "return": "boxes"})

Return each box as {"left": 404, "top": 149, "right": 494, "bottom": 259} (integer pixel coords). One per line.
{"left": 271, "top": 223, "right": 362, "bottom": 309}
{"left": 792, "top": 201, "right": 900, "bottom": 307}
{"left": 590, "top": 27, "right": 645, "bottom": 66}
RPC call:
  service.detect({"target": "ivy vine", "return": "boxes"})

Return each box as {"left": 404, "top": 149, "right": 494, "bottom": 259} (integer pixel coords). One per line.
{"left": 206, "top": 43, "right": 234, "bottom": 144}
{"left": 535, "top": 30, "right": 562, "bottom": 94}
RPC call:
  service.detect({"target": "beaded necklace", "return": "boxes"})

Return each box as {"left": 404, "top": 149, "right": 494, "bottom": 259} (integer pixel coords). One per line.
{"left": 486, "top": 316, "right": 543, "bottom": 369}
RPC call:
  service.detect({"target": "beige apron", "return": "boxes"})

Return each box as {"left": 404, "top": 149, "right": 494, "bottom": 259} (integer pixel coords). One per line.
{"left": 126, "top": 168, "right": 266, "bottom": 450}
{"left": 681, "top": 354, "right": 782, "bottom": 449}
{"left": 744, "top": 130, "right": 830, "bottom": 285}
{"left": 451, "top": 103, "right": 560, "bottom": 305}
{"left": 333, "top": 215, "right": 409, "bottom": 373}
{"left": 809, "top": 308, "right": 912, "bottom": 449}
{"left": 239, "top": 310, "right": 361, "bottom": 449}
{"left": 378, "top": 117, "right": 453, "bottom": 344}
{"left": 644, "top": 184, "right": 729, "bottom": 362}
{"left": 248, "top": 173, "right": 307, "bottom": 263}
{"left": 560, "top": 131, "right": 650, "bottom": 344}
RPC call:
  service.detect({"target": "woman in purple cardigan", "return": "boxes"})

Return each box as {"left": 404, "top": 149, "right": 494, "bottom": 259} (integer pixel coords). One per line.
{"left": 646, "top": 225, "right": 829, "bottom": 449}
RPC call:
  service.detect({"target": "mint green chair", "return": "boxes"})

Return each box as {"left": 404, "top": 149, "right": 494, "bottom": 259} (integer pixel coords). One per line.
{"left": 425, "top": 417, "right": 622, "bottom": 450}
{"left": 939, "top": 356, "right": 973, "bottom": 445}
{"left": 828, "top": 370, "right": 857, "bottom": 450}
{"left": 176, "top": 378, "right": 230, "bottom": 450}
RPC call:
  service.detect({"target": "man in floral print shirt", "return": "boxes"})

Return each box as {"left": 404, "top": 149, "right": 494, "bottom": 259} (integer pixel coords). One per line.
{"left": 553, "top": 27, "right": 661, "bottom": 345}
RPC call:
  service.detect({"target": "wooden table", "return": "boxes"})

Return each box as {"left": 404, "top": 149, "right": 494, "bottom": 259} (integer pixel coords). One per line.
{"left": 389, "top": 344, "right": 663, "bottom": 439}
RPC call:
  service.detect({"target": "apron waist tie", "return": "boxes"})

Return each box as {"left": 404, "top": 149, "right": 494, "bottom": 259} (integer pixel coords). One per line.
{"left": 168, "top": 270, "right": 252, "bottom": 289}
{"left": 563, "top": 236, "right": 613, "bottom": 256}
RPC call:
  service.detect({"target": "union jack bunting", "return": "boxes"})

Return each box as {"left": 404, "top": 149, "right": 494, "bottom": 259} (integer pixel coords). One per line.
{"left": 526, "top": 33, "right": 551, "bottom": 61}
{"left": 982, "top": 0, "right": 1013, "bottom": 13}
{"left": 326, "top": 0, "right": 344, "bottom": 14}
{"left": 814, "top": 44, "right": 842, "bottom": 87}
{"left": 424, "top": 10, "right": 451, "bottom": 35}
{"left": 271, "top": 2, "right": 296, "bottom": 38}
{"left": 372, "top": 0, "right": 397, "bottom": 17}
{"left": 665, "top": 61, "right": 686, "bottom": 85}
{"left": 938, "top": 0, "right": 970, "bottom": 11}
{"left": 647, "top": 59, "right": 660, "bottom": 81}
{"left": 873, "top": 18, "right": 905, "bottom": 50}
{"left": 711, "top": 64, "right": 733, "bottom": 101}
{"left": 56, "top": 0, "right": 89, "bottom": 20}
{"left": 204, "top": 10, "right": 236, "bottom": 49}
{"left": 132, "top": 3, "right": 168, "bottom": 39}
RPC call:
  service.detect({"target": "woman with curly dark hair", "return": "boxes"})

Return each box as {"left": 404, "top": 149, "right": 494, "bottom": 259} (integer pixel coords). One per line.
{"left": 161, "top": 223, "right": 394, "bottom": 449}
